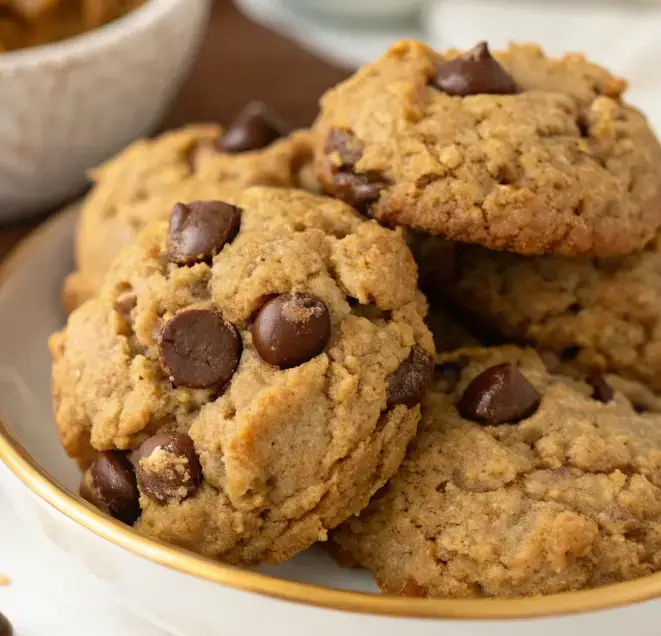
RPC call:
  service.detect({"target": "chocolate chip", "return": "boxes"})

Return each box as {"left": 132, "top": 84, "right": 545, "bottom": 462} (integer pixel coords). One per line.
{"left": 167, "top": 200, "right": 241, "bottom": 266}
{"left": 0, "top": 613, "right": 12, "bottom": 636}
{"left": 159, "top": 309, "right": 242, "bottom": 388}
{"left": 246, "top": 294, "right": 279, "bottom": 332}
{"left": 218, "top": 101, "right": 290, "bottom": 153}
{"left": 387, "top": 345, "right": 435, "bottom": 408}
{"left": 458, "top": 363, "right": 541, "bottom": 425}
{"left": 587, "top": 371, "right": 614, "bottom": 404}
{"left": 539, "top": 349, "right": 561, "bottom": 373}
{"left": 324, "top": 128, "right": 364, "bottom": 167}
{"left": 134, "top": 433, "right": 202, "bottom": 504}
{"left": 330, "top": 170, "right": 386, "bottom": 212}
{"left": 432, "top": 42, "right": 518, "bottom": 97}
{"left": 323, "top": 129, "right": 386, "bottom": 212}
{"left": 91, "top": 452, "right": 140, "bottom": 525}
{"left": 252, "top": 293, "right": 331, "bottom": 368}
{"left": 80, "top": 467, "right": 110, "bottom": 514}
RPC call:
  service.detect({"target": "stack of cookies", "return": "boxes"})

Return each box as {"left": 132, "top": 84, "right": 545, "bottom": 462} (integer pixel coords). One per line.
{"left": 50, "top": 40, "right": 661, "bottom": 599}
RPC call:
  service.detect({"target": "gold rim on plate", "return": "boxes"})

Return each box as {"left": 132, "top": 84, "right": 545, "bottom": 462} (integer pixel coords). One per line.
{"left": 0, "top": 207, "right": 660, "bottom": 620}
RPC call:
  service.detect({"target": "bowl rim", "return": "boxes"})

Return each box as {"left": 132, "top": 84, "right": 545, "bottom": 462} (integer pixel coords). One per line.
{"left": 0, "top": 0, "right": 192, "bottom": 67}
{"left": 1, "top": 207, "right": 661, "bottom": 621}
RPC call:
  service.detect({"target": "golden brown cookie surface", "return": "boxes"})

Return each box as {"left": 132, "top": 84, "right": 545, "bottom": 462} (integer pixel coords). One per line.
{"left": 331, "top": 346, "right": 661, "bottom": 597}
{"left": 63, "top": 122, "right": 317, "bottom": 311}
{"left": 314, "top": 40, "right": 661, "bottom": 256}
{"left": 51, "top": 187, "right": 434, "bottom": 565}
{"left": 446, "top": 235, "right": 661, "bottom": 394}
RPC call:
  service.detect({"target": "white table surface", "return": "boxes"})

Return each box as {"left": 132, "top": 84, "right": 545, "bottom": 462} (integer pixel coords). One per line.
{"left": 0, "top": 487, "right": 167, "bottom": 636}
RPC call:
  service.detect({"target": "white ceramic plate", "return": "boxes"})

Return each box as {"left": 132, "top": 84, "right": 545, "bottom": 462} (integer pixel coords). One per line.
{"left": 0, "top": 206, "right": 660, "bottom": 635}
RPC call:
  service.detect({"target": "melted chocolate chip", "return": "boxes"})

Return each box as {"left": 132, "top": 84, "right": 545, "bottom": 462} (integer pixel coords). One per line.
{"left": 0, "top": 613, "right": 12, "bottom": 636}
{"left": 330, "top": 170, "right": 386, "bottom": 212}
{"left": 458, "top": 363, "right": 541, "bottom": 425}
{"left": 159, "top": 309, "right": 242, "bottom": 388}
{"left": 252, "top": 293, "right": 331, "bottom": 368}
{"left": 387, "top": 345, "right": 435, "bottom": 408}
{"left": 134, "top": 433, "right": 202, "bottom": 504}
{"left": 323, "top": 128, "right": 386, "bottom": 212}
{"left": 91, "top": 452, "right": 140, "bottom": 525}
{"left": 587, "top": 371, "right": 614, "bottom": 404}
{"left": 432, "top": 42, "right": 518, "bottom": 97}
{"left": 324, "top": 128, "right": 364, "bottom": 167}
{"left": 218, "top": 101, "right": 290, "bottom": 154}
{"left": 167, "top": 200, "right": 241, "bottom": 265}
{"left": 80, "top": 467, "right": 110, "bottom": 514}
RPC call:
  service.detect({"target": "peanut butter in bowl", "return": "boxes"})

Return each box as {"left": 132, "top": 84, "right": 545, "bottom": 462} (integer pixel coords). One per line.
{"left": 0, "top": 0, "right": 146, "bottom": 52}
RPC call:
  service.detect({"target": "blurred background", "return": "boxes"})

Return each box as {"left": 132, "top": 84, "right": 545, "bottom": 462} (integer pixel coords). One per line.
{"left": 197, "top": 0, "right": 661, "bottom": 131}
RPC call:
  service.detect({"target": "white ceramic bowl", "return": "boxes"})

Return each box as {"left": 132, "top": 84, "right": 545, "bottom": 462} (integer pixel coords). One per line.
{"left": 0, "top": 0, "right": 210, "bottom": 221}
{"left": 1, "top": 207, "right": 661, "bottom": 635}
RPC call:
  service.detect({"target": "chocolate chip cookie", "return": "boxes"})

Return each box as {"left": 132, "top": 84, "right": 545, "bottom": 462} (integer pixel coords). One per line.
{"left": 314, "top": 40, "right": 661, "bottom": 256}
{"left": 442, "top": 235, "right": 661, "bottom": 394}
{"left": 62, "top": 106, "right": 317, "bottom": 311}
{"left": 331, "top": 346, "right": 661, "bottom": 598}
{"left": 51, "top": 187, "right": 434, "bottom": 565}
